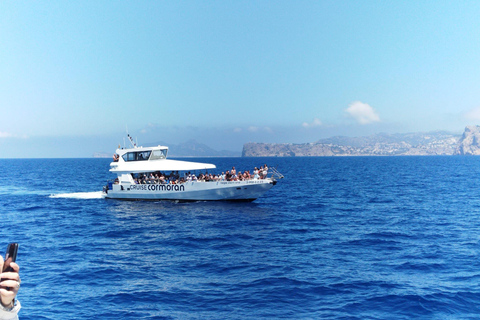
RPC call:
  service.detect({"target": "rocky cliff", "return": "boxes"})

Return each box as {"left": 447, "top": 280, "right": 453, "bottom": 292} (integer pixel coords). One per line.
{"left": 242, "top": 128, "right": 480, "bottom": 157}
{"left": 455, "top": 125, "right": 480, "bottom": 155}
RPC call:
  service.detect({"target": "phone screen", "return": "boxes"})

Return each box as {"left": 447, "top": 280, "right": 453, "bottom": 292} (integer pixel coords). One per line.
{"left": 3, "top": 243, "right": 18, "bottom": 273}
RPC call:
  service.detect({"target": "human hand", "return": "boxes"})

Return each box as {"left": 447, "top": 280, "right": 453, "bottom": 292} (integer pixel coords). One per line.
{"left": 0, "top": 256, "right": 20, "bottom": 308}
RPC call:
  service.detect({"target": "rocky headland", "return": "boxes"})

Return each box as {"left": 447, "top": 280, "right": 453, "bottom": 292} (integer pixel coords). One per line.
{"left": 242, "top": 126, "right": 480, "bottom": 157}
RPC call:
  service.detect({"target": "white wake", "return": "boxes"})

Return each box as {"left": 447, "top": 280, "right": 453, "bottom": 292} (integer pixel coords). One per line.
{"left": 49, "top": 191, "right": 105, "bottom": 199}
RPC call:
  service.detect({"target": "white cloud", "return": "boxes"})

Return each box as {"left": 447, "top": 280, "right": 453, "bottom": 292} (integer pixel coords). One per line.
{"left": 302, "top": 118, "right": 322, "bottom": 128}
{"left": 0, "top": 132, "right": 13, "bottom": 138}
{"left": 345, "top": 101, "right": 380, "bottom": 125}
{"left": 0, "top": 132, "right": 28, "bottom": 139}
{"left": 464, "top": 107, "right": 480, "bottom": 121}
{"left": 247, "top": 126, "right": 273, "bottom": 133}
{"left": 233, "top": 127, "right": 242, "bottom": 133}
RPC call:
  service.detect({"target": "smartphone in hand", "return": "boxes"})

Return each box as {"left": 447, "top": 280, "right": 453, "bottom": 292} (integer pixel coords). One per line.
{"left": 2, "top": 243, "right": 19, "bottom": 273}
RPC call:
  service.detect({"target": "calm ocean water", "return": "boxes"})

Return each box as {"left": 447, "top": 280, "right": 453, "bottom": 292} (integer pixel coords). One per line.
{"left": 2, "top": 156, "right": 480, "bottom": 319}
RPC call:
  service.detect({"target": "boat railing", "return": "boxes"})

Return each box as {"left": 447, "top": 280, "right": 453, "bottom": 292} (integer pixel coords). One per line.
{"left": 267, "top": 167, "right": 284, "bottom": 180}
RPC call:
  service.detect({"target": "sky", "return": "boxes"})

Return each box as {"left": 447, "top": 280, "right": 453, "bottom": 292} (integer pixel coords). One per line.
{"left": 1, "top": 1, "right": 480, "bottom": 157}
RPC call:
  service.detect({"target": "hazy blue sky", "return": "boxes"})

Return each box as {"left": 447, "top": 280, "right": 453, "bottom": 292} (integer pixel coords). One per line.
{"left": 1, "top": 1, "right": 480, "bottom": 157}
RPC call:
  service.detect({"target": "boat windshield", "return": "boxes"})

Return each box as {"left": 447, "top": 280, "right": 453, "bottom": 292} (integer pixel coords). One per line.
{"left": 150, "top": 149, "right": 167, "bottom": 160}
{"left": 122, "top": 151, "right": 152, "bottom": 162}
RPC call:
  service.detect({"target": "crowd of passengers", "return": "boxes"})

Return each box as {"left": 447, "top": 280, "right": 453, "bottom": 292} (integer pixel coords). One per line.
{"left": 131, "top": 165, "right": 269, "bottom": 184}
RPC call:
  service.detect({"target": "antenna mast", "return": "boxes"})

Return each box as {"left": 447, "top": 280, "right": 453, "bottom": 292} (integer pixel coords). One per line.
{"left": 125, "top": 125, "right": 137, "bottom": 148}
{"left": 127, "top": 134, "right": 137, "bottom": 148}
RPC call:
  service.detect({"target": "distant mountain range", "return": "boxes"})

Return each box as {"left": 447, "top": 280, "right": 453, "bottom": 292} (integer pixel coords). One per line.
{"left": 94, "top": 139, "right": 241, "bottom": 158}
{"left": 94, "top": 126, "right": 480, "bottom": 158}
{"left": 149, "top": 139, "right": 240, "bottom": 157}
{"left": 242, "top": 126, "right": 480, "bottom": 157}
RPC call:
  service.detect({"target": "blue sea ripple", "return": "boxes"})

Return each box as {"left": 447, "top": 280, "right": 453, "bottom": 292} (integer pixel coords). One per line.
{"left": 1, "top": 156, "right": 480, "bottom": 319}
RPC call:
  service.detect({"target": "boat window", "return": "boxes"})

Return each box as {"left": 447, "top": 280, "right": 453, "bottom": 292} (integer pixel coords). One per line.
{"left": 122, "top": 151, "right": 152, "bottom": 162}
{"left": 123, "top": 152, "right": 136, "bottom": 162}
{"left": 137, "top": 151, "right": 151, "bottom": 160}
{"left": 150, "top": 149, "right": 167, "bottom": 160}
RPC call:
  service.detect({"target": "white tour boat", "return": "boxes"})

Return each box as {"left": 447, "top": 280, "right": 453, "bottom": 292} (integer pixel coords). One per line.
{"left": 103, "top": 135, "right": 283, "bottom": 201}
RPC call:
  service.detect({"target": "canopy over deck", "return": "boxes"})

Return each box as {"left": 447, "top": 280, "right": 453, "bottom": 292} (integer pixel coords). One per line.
{"left": 110, "top": 159, "right": 216, "bottom": 174}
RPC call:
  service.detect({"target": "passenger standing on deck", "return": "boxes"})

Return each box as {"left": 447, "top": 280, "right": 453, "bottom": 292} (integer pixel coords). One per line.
{"left": 263, "top": 164, "right": 268, "bottom": 178}
{"left": 253, "top": 167, "right": 259, "bottom": 180}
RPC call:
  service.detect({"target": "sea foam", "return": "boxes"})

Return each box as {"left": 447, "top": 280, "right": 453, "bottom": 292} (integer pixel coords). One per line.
{"left": 49, "top": 191, "right": 105, "bottom": 199}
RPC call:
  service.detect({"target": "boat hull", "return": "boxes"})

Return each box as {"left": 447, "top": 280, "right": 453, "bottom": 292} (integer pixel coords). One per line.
{"left": 104, "top": 179, "right": 276, "bottom": 201}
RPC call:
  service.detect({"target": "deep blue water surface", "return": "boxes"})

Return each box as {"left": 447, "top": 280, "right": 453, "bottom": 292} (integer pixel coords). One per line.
{"left": 2, "top": 156, "right": 480, "bottom": 319}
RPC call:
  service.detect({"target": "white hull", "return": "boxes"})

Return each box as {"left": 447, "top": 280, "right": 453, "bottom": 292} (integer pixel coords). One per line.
{"left": 104, "top": 179, "right": 276, "bottom": 201}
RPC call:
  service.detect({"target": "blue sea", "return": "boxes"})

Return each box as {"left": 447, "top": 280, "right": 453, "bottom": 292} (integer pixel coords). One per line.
{"left": 2, "top": 156, "right": 480, "bottom": 319}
